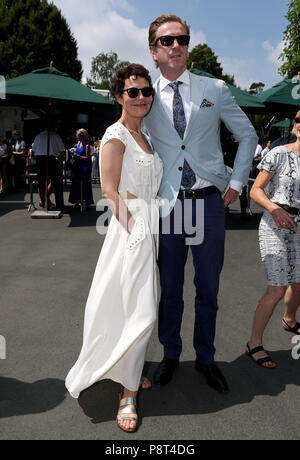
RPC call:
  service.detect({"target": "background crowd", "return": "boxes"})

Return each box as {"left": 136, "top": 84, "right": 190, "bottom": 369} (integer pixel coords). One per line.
{"left": 0, "top": 126, "right": 101, "bottom": 211}
{"left": 0, "top": 123, "right": 294, "bottom": 218}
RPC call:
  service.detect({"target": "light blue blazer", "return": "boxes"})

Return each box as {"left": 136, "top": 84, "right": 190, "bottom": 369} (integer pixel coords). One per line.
{"left": 143, "top": 72, "right": 258, "bottom": 217}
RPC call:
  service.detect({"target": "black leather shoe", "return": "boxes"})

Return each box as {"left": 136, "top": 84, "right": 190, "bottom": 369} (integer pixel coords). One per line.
{"left": 195, "top": 361, "right": 229, "bottom": 394}
{"left": 153, "top": 358, "right": 179, "bottom": 386}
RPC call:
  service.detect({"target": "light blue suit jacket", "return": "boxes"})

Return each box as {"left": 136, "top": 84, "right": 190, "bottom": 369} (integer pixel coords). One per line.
{"left": 143, "top": 72, "right": 258, "bottom": 217}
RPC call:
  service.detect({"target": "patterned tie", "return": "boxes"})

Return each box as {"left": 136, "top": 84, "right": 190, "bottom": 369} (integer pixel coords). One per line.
{"left": 169, "top": 81, "right": 196, "bottom": 189}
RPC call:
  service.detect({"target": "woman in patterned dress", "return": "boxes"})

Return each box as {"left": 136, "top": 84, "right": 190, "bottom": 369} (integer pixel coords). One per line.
{"left": 246, "top": 112, "right": 300, "bottom": 368}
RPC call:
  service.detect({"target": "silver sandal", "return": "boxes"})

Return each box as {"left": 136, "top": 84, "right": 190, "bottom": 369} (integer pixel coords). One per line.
{"left": 116, "top": 393, "right": 138, "bottom": 433}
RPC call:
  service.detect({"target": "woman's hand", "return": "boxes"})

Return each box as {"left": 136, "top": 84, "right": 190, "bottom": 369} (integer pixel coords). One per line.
{"left": 250, "top": 170, "right": 297, "bottom": 229}
{"left": 127, "top": 217, "right": 136, "bottom": 234}
{"left": 101, "top": 138, "right": 134, "bottom": 233}
{"left": 271, "top": 207, "right": 297, "bottom": 229}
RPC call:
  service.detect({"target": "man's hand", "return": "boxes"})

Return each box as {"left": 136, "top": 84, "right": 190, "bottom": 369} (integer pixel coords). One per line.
{"left": 223, "top": 188, "right": 239, "bottom": 207}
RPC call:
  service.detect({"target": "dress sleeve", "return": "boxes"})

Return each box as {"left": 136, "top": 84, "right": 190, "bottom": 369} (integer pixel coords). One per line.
{"left": 257, "top": 148, "right": 280, "bottom": 174}
{"left": 101, "top": 123, "right": 127, "bottom": 149}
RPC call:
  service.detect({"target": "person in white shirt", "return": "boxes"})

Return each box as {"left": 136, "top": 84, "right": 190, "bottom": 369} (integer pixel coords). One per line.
{"left": 32, "top": 125, "right": 65, "bottom": 210}
{"left": 250, "top": 143, "right": 263, "bottom": 179}
{"left": 144, "top": 14, "right": 258, "bottom": 394}
{"left": 261, "top": 140, "right": 271, "bottom": 159}
{"left": 11, "top": 130, "right": 26, "bottom": 189}
{"left": 0, "top": 135, "right": 8, "bottom": 193}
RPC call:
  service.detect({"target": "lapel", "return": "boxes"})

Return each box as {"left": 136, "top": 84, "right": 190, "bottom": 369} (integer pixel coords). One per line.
{"left": 184, "top": 72, "right": 205, "bottom": 139}
{"left": 151, "top": 74, "right": 206, "bottom": 141}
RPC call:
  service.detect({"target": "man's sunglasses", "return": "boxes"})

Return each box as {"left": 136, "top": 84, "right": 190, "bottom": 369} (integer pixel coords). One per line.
{"left": 295, "top": 117, "right": 300, "bottom": 124}
{"left": 121, "top": 87, "right": 154, "bottom": 98}
{"left": 155, "top": 35, "right": 190, "bottom": 47}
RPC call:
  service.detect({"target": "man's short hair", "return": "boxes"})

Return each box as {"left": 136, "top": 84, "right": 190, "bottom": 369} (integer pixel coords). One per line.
{"left": 148, "top": 14, "right": 190, "bottom": 47}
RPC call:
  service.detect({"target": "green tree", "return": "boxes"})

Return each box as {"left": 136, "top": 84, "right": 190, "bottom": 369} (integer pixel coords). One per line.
{"left": 187, "top": 43, "right": 236, "bottom": 86}
{"left": 222, "top": 73, "right": 236, "bottom": 86}
{"left": 279, "top": 0, "right": 300, "bottom": 78}
{"left": 188, "top": 44, "right": 222, "bottom": 78}
{"left": 249, "top": 82, "right": 265, "bottom": 94}
{"left": 0, "top": 0, "right": 82, "bottom": 80}
{"left": 87, "top": 51, "right": 130, "bottom": 90}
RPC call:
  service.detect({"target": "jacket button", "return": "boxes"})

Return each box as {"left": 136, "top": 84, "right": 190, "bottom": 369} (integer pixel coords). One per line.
{"left": 182, "top": 145, "right": 186, "bottom": 150}
{"left": 178, "top": 166, "right": 183, "bottom": 171}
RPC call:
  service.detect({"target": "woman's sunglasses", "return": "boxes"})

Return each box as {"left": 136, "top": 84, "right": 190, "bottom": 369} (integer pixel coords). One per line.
{"left": 155, "top": 35, "right": 190, "bottom": 47}
{"left": 295, "top": 117, "right": 300, "bottom": 124}
{"left": 121, "top": 87, "right": 154, "bottom": 99}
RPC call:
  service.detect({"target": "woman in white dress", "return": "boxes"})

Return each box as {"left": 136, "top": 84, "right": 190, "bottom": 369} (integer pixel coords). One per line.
{"left": 65, "top": 64, "right": 163, "bottom": 433}
{"left": 246, "top": 112, "right": 300, "bottom": 368}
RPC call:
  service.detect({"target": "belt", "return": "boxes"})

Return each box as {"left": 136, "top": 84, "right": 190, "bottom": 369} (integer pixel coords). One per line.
{"left": 275, "top": 202, "right": 300, "bottom": 216}
{"left": 178, "top": 186, "right": 219, "bottom": 199}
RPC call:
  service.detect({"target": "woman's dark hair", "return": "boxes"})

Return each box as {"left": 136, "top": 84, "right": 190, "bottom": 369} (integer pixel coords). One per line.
{"left": 110, "top": 63, "right": 153, "bottom": 114}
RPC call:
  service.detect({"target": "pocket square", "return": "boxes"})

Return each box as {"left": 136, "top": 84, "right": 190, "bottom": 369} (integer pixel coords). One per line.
{"left": 200, "top": 99, "right": 214, "bottom": 108}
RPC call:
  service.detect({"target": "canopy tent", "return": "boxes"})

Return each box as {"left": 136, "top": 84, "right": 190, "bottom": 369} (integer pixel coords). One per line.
{"left": 4, "top": 66, "right": 113, "bottom": 105}
{"left": 2, "top": 66, "right": 117, "bottom": 141}
{"left": 189, "top": 68, "right": 265, "bottom": 112}
{"left": 256, "top": 77, "right": 300, "bottom": 115}
{"left": 256, "top": 77, "right": 300, "bottom": 141}
{"left": 272, "top": 118, "right": 292, "bottom": 128}
{"left": 2, "top": 66, "right": 116, "bottom": 217}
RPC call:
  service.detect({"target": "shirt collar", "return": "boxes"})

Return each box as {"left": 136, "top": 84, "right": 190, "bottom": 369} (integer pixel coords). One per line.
{"left": 159, "top": 69, "right": 190, "bottom": 93}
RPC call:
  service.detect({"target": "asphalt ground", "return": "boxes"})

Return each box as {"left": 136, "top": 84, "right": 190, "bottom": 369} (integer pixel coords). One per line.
{"left": 0, "top": 183, "right": 299, "bottom": 441}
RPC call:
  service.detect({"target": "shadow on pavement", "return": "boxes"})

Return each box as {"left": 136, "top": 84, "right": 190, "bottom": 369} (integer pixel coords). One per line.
{"left": 0, "top": 350, "right": 298, "bottom": 420}
{"left": 78, "top": 350, "right": 300, "bottom": 424}
{"left": 225, "top": 212, "right": 262, "bottom": 231}
{"left": 66, "top": 205, "right": 108, "bottom": 229}
{"left": 0, "top": 188, "right": 28, "bottom": 217}
{"left": 0, "top": 202, "right": 29, "bottom": 217}
{"left": 0, "top": 378, "right": 67, "bottom": 418}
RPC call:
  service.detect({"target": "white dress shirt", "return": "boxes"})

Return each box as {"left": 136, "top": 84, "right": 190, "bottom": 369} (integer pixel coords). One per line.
{"left": 254, "top": 144, "right": 262, "bottom": 158}
{"left": 32, "top": 130, "right": 64, "bottom": 156}
{"left": 261, "top": 147, "right": 270, "bottom": 159}
{"left": 158, "top": 70, "right": 242, "bottom": 192}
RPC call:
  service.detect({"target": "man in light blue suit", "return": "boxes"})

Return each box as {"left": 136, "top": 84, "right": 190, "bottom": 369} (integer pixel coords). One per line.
{"left": 143, "top": 14, "right": 258, "bottom": 393}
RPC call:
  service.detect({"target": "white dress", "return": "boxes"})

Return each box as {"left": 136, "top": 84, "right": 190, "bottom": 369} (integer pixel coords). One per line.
{"left": 65, "top": 122, "right": 163, "bottom": 398}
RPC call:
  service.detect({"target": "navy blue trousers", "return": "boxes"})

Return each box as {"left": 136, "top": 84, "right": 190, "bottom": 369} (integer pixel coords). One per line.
{"left": 158, "top": 192, "right": 225, "bottom": 364}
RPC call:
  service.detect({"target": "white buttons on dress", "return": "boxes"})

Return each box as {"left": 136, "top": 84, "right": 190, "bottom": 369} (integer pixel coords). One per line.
{"left": 126, "top": 217, "right": 146, "bottom": 250}
{"left": 135, "top": 157, "right": 153, "bottom": 166}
